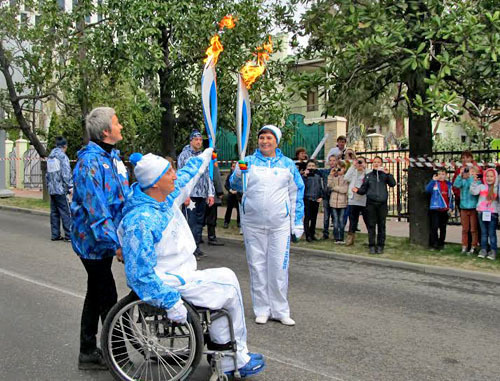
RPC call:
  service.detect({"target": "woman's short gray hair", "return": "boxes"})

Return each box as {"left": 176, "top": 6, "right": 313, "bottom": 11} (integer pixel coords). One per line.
{"left": 86, "top": 107, "right": 116, "bottom": 141}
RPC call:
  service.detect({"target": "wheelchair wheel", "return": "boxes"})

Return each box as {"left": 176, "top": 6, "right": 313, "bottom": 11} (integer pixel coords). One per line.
{"left": 101, "top": 292, "right": 203, "bottom": 381}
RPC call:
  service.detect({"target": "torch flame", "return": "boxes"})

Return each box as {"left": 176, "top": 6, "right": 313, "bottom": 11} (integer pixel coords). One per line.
{"left": 240, "top": 36, "right": 273, "bottom": 89}
{"left": 204, "top": 15, "right": 237, "bottom": 65}
{"left": 204, "top": 35, "right": 224, "bottom": 65}
{"left": 219, "top": 15, "right": 236, "bottom": 30}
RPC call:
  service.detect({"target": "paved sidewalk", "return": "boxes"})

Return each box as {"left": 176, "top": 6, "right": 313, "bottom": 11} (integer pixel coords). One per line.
{"left": 10, "top": 188, "right": 463, "bottom": 244}
{"left": 218, "top": 204, "right": 463, "bottom": 244}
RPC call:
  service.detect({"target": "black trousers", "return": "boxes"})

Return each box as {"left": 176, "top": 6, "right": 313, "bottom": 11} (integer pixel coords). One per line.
{"left": 348, "top": 205, "right": 367, "bottom": 233}
{"left": 304, "top": 199, "right": 320, "bottom": 239}
{"left": 429, "top": 210, "right": 449, "bottom": 248}
{"left": 80, "top": 256, "right": 117, "bottom": 354}
{"left": 183, "top": 197, "right": 206, "bottom": 247}
{"left": 366, "top": 202, "right": 388, "bottom": 248}
{"left": 205, "top": 203, "right": 219, "bottom": 240}
{"left": 224, "top": 193, "right": 240, "bottom": 226}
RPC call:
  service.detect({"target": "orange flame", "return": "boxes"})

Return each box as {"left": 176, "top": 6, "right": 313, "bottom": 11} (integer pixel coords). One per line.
{"left": 219, "top": 15, "right": 236, "bottom": 30}
{"left": 240, "top": 36, "right": 273, "bottom": 89}
{"left": 204, "top": 35, "right": 224, "bottom": 65}
{"left": 204, "top": 15, "right": 237, "bottom": 65}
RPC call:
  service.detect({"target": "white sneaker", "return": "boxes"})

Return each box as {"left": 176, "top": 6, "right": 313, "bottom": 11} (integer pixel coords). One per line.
{"left": 280, "top": 317, "right": 295, "bottom": 326}
{"left": 239, "top": 228, "right": 243, "bottom": 235}
{"left": 461, "top": 246, "right": 467, "bottom": 254}
{"left": 478, "top": 250, "right": 487, "bottom": 258}
{"left": 255, "top": 316, "right": 269, "bottom": 324}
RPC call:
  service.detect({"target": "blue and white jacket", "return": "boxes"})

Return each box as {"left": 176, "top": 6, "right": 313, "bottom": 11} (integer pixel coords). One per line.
{"left": 177, "top": 144, "right": 214, "bottom": 198}
{"left": 230, "top": 148, "right": 304, "bottom": 236}
{"left": 425, "top": 180, "right": 454, "bottom": 211}
{"left": 118, "top": 149, "right": 213, "bottom": 310}
{"left": 70, "top": 142, "right": 130, "bottom": 259}
{"left": 46, "top": 147, "right": 73, "bottom": 195}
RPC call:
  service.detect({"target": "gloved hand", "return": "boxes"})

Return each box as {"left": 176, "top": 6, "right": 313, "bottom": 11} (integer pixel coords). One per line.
{"left": 292, "top": 226, "right": 304, "bottom": 241}
{"left": 202, "top": 147, "right": 214, "bottom": 162}
{"left": 166, "top": 300, "right": 187, "bottom": 324}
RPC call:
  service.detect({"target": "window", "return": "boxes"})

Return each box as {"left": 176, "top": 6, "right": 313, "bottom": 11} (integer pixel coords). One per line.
{"left": 57, "top": 0, "right": 65, "bottom": 11}
{"left": 20, "top": 12, "right": 28, "bottom": 23}
{"left": 461, "top": 135, "right": 467, "bottom": 143}
{"left": 35, "top": 14, "right": 41, "bottom": 26}
{"left": 306, "top": 88, "right": 318, "bottom": 112}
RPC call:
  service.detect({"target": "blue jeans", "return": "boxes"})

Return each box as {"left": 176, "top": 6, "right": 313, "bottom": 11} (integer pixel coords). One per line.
{"left": 323, "top": 199, "right": 334, "bottom": 238}
{"left": 478, "top": 212, "right": 498, "bottom": 252}
{"left": 343, "top": 205, "right": 350, "bottom": 228}
{"left": 50, "top": 194, "right": 72, "bottom": 239}
{"left": 332, "top": 208, "right": 345, "bottom": 241}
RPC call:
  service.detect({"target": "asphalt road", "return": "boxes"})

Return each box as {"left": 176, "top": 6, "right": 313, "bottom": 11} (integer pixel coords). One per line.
{"left": 1, "top": 209, "right": 500, "bottom": 381}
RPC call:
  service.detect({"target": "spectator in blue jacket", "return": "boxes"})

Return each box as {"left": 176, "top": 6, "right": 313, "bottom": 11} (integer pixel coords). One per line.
{"left": 318, "top": 155, "right": 337, "bottom": 239}
{"left": 425, "top": 169, "right": 454, "bottom": 250}
{"left": 46, "top": 136, "right": 73, "bottom": 241}
{"left": 71, "top": 107, "right": 130, "bottom": 370}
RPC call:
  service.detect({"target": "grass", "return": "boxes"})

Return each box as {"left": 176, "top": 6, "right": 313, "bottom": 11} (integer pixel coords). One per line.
{"left": 0, "top": 196, "right": 50, "bottom": 211}
{"left": 218, "top": 219, "right": 500, "bottom": 274}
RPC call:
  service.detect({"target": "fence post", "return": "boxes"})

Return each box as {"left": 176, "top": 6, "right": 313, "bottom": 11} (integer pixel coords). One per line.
{"left": 0, "top": 129, "right": 14, "bottom": 198}
{"left": 321, "top": 116, "right": 347, "bottom": 157}
{"left": 15, "top": 138, "right": 29, "bottom": 189}
{"left": 4, "top": 138, "right": 13, "bottom": 187}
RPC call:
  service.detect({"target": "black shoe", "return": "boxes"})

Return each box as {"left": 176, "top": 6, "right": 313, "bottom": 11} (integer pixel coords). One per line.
{"left": 355, "top": 228, "right": 361, "bottom": 232}
{"left": 306, "top": 236, "right": 312, "bottom": 242}
{"left": 78, "top": 348, "right": 107, "bottom": 370}
{"left": 51, "top": 237, "right": 63, "bottom": 241}
{"left": 208, "top": 239, "right": 224, "bottom": 246}
{"left": 376, "top": 246, "right": 384, "bottom": 254}
{"left": 63, "top": 237, "right": 71, "bottom": 242}
{"left": 223, "top": 223, "right": 229, "bottom": 229}
{"left": 195, "top": 249, "right": 206, "bottom": 258}
{"left": 369, "top": 246, "right": 377, "bottom": 255}
{"left": 322, "top": 235, "right": 329, "bottom": 240}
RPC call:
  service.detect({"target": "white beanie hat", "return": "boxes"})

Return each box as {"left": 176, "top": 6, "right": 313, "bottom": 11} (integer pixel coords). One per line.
{"left": 258, "top": 125, "right": 282, "bottom": 144}
{"left": 129, "top": 153, "right": 171, "bottom": 190}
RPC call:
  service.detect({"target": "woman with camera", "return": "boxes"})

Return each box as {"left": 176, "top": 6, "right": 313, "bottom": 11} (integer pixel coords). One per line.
{"left": 344, "top": 157, "right": 368, "bottom": 246}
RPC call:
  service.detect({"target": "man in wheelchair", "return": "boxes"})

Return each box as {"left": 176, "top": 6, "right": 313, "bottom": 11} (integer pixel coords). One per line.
{"left": 118, "top": 147, "right": 265, "bottom": 378}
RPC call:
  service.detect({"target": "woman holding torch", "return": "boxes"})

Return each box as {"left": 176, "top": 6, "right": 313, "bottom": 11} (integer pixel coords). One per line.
{"left": 230, "top": 125, "right": 304, "bottom": 326}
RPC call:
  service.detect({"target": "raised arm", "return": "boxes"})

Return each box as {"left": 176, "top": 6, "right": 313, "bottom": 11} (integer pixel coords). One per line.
{"left": 168, "top": 148, "right": 213, "bottom": 208}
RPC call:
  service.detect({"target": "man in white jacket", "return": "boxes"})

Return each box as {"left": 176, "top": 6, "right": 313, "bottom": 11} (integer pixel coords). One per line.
{"left": 230, "top": 125, "right": 305, "bottom": 326}
{"left": 118, "top": 148, "right": 265, "bottom": 377}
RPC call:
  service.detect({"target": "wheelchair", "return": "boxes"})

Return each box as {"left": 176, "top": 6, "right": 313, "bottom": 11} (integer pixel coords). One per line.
{"left": 101, "top": 291, "right": 242, "bottom": 381}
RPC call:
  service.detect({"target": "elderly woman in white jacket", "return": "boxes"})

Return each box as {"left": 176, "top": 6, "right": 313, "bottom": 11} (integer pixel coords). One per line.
{"left": 230, "top": 125, "right": 305, "bottom": 326}
{"left": 343, "top": 157, "right": 368, "bottom": 246}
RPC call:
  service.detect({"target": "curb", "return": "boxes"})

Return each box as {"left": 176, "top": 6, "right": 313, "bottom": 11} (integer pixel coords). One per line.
{"left": 2, "top": 204, "right": 500, "bottom": 285}
{"left": 216, "top": 236, "right": 500, "bottom": 285}
{"left": 0, "top": 204, "right": 49, "bottom": 217}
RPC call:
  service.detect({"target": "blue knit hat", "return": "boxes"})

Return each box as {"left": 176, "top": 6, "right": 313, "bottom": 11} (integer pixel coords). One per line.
{"left": 190, "top": 130, "right": 202, "bottom": 140}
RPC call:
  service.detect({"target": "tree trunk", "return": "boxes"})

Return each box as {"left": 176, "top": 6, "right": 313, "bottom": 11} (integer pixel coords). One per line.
{"left": 406, "top": 72, "right": 433, "bottom": 246}
{"left": 0, "top": 41, "right": 47, "bottom": 158}
{"left": 158, "top": 26, "right": 176, "bottom": 158}
{"left": 77, "top": 18, "right": 90, "bottom": 144}
{"left": 395, "top": 117, "right": 405, "bottom": 138}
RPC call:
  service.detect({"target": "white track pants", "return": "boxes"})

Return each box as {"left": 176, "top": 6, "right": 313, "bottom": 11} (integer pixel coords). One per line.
{"left": 243, "top": 225, "right": 291, "bottom": 320}
{"left": 174, "top": 268, "right": 250, "bottom": 371}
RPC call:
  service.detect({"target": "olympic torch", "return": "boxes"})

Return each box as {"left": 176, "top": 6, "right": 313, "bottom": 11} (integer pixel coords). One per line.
{"left": 201, "top": 16, "right": 236, "bottom": 179}
{"left": 236, "top": 36, "right": 273, "bottom": 192}
{"left": 201, "top": 54, "right": 218, "bottom": 179}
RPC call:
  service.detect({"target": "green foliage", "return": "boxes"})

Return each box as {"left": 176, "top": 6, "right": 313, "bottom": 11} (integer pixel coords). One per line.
{"left": 291, "top": 0, "right": 500, "bottom": 145}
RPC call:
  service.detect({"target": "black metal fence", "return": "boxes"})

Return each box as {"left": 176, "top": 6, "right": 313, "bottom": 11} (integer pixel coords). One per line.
{"left": 355, "top": 149, "right": 500, "bottom": 224}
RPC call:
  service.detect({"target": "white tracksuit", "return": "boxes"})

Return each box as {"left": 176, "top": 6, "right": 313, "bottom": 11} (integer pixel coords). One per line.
{"left": 230, "top": 149, "right": 304, "bottom": 319}
{"left": 119, "top": 149, "right": 249, "bottom": 371}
